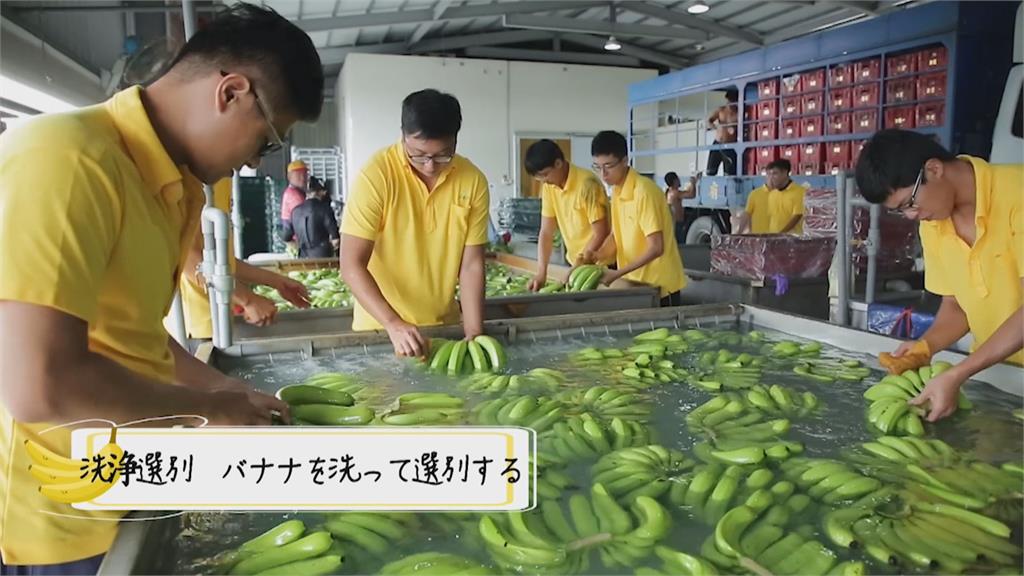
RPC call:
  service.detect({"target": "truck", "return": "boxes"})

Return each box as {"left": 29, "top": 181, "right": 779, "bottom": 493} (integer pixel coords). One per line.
{"left": 626, "top": 0, "right": 1022, "bottom": 245}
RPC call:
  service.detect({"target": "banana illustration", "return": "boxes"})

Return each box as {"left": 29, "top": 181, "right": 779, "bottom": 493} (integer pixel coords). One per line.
{"left": 31, "top": 427, "right": 122, "bottom": 504}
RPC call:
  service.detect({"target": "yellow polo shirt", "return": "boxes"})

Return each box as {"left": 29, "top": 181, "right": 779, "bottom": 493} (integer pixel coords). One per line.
{"left": 540, "top": 164, "right": 611, "bottom": 265}
{"left": 920, "top": 156, "right": 1023, "bottom": 365}
{"left": 177, "top": 179, "right": 236, "bottom": 340}
{"left": 745, "top": 186, "right": 772, "bottom": 234}
{"left": 0, "top": 86, "right": 204, "bottom": 564}
{"left": 342, "top": 142, "right": 490, "bottom": 331}
{"left": 611, "top": 169, "right": 687, "bottom": 297}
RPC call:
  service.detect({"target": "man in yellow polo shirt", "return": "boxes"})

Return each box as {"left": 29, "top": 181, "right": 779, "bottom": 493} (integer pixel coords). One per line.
{"left": 341, "top": 89, "right": 489, "bottom": 357}
{"left": 857, "top": 129, "right": 1023, "bottom": 421}
{"left": 589, "top": 131, "right": 687, "bottom": 306}
{"left": 0, "top": 4, "right": 322, "bottom": 571}
{"left": 177, "top": 179, "right": 311, "bottom": 342}
{"left": 734, "top": 159, "right": 806, "bottom": 234}
{"left": 522, "top": 139, "right": 611, "bottom": 291}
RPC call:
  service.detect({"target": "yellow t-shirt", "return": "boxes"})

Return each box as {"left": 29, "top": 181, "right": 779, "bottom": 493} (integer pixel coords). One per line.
{"left": 920, "top": 156, "right": 1023, "bottom": 365}
{"left": 0, "top": 86, "right": 204, "bottom": 564}
{"left": 745, "top": 186, "right": 772, "bottom": 234}
{"left": 767, "top": 180, "right": 806, "bottom": 234}
{"left": 176, "top": 179, "right": 236, "bottom": 340}
{"left": 611, "top": 169, "right": 687, "bottom": 297}
{"left": 341, "top": 142, "right": 490, "bottom": 331}
{"left": 540, "top": 164, "right": 610, "bottom": 265}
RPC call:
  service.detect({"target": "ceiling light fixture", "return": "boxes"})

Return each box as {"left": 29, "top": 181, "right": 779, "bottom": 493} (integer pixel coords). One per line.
{"left": 687, "top": 1, "right": 710, "bottom": 14}
{"left": 604, "top": 36, "right": 622, "bottom": 51}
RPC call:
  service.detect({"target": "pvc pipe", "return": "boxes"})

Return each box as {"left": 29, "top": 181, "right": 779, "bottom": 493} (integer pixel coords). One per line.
{"left": 865, "top": 202, "right": 880, "bottom": 305}
{"left": 835, "top": 171, "right": 849, "bottom": 326}
{"left": 231, "top": 171, "right": 243, "bottom": 259}
{"left": 202, "top": 200, "right": 234, "bottom": 349}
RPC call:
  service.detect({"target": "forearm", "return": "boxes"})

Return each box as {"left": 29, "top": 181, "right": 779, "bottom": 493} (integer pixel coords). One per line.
{"left": 536, "top": 227, "right": 554, "bottom": 273}
{"left": 32, "top": 352, "right": 213, "bottom": 425}
{"left": 920, "top": 296, "right": 971, "bottom": 354}
{"left": 617, "top": 236, "right": 664, "bottom": 277}
{"left": 342, "top": 262, "right": 403, "bottom": 327}
{"left": 235, "top": 260, "right": 284, "bottom": 287}
{"left": 459, "top": 248, "right": 486, "bottom": 336}
{"left": 582, "top": 221, "right": 610, "bottom": 259}
{"left": 956, "top": 307, "right": 1023, "bottom": 376}
{"left": 169, "top": 337, "right": 227, "bottom": 391}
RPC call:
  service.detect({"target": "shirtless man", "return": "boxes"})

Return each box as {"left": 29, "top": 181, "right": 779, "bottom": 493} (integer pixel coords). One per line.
{"left": 706, "top": 88, "right": 739, "bottom": 176}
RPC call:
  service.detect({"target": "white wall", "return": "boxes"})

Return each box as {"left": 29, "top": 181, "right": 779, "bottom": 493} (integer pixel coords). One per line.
{"left": 340, "top": 53, "right": 656, "bottom": 206}
{"left": 0, "top": 17, "right": 104, "bottom": 107}
{"left": 292, "top": 101, "right": 339, "bottom": 148}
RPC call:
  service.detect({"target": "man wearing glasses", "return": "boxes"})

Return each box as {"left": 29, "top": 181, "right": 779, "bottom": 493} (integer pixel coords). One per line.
{"left": 856, "top": 129, "right": 1023, "bottom": 422}
{"left": 341, "top": 89, "right": 489, "bottom": 358}
{"left": 588, "top": 131, "right": 687, "bottom": 306}
{"left": 0, "top": 4, "right": 321, "bottom": 571}
{"left": 522, "top": 139, "right": 611, "bottom": 291}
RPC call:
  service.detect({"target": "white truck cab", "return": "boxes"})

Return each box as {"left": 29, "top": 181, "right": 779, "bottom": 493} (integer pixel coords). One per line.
{"left": 990, "top": 2, "right": 1024, "bottom": 164}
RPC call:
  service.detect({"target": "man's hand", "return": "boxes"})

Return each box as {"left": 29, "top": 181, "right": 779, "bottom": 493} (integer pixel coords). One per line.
{"left": 273, "top": 276, "right": 311, "bottom": 309}
{"left": 528, "top": 273, "right": 547, "bottom": 292}
{"left": 239, "top": 294, "right": 278, "bottom": 327}
{"left": 909, "top": 367, "right": 965, "bottom": 422}
{"left": 210, "top": 376, "right": 291, "bottom": 424}
{"left": 577, "top": 251, "right": 597, "bottom": 266}
{"left": 601, "top": 269, "right": 622, "bottom": 286}
{"left": 385, "top": 319, "right": 428, "bottom": 358}
{"left": 463, "top": 327, "right": 483, "bottom": 341}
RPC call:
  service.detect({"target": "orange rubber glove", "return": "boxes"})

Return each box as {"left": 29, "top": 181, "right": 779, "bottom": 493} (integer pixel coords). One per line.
{"left": 878, "top": 339, "right": 932, "bottom": 375}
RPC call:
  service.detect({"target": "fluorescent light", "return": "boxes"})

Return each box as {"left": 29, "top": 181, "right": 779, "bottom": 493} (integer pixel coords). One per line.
{"left": 0, "top": 74, "right": 77, "bottom": 114}
{"left": 604, "top": 36, "right": 622, "bottom": 51}
{"left": 688, "top": 1, "right": 710, "bottom": 14}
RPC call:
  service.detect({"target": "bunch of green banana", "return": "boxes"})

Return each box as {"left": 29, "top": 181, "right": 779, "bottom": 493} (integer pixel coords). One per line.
{"left": 483, "top": 262, "right": 531, "bottom": 297}
{"left": 634, "top": 546, "right": 721, "bottom": 576}
{"left": 378, "top": 393, "right": 465, "bottom": 425}
{"left": 565, "top": 264, "right": 606, "bottom": 292}
{"left": 780, "top": 458, "right": 882, "bottom": 505}
{"left": 591, "top": 445, "right": 694, "bottom": 503}
{"left": 299, "top": 372, "right": 376, "bottom": 401}
{"left": 460, "top": 368, "right": 566, "bottom": 395}
{"left": 378, "top": 552, "right": 491, "bottom": 575}
{"left": 687, "top": 394, "right": 791, "bottom": 441}
{"left": 212, "top": 519, "right": 341, "bottom": 576}
{"left": 829, "top": 491, "right": 1020, "bottom": 572}
{"left": 556, "top": 386, "right": 652, "bottom": 421}
{"left": 479, "top": 484, "right": 671, "bottom": 573}
{"left": 322, "top": 513, "right": 418, "bottom": 561}
{"left": 744, "top": 384, "right": 819, "bottom": 418}
{"left": 423, "top": 335, "right": 508, "bottom": 375}
{"left": 790, "top": 358, "right": 872, "bottom": 383}
{"left": 471, "top": 395, "right": 564, "bottom": 432}
{"left": 688, "top": 351, "right": 763, "bottom": 391}
{"left": 276, "top": 383, "right": 377, "bottom": 426}
{"left": 256, "top": 269, "right": 352, "bottom": 310}
{"left": 708, "top": 491, "right": 841, "bottom": 575}
{"left": 540, "top": 415, "right": 651, "bottom": 461}
{"left": 1013, "top": 408, "right": 1024, "bottom": 421}
{"left": 863, "top": 363, "right": 972, "bottom": 436}
{"left": 852, "top": 437, "right": 1022, "bottom": 520}
{"left": 766, "top": 340, "right": 822, "bottom": 358}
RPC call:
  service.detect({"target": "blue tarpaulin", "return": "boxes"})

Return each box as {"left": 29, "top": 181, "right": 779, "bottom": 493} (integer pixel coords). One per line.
{"left": 867, "top": 302, "right": 935, "bottom": 340}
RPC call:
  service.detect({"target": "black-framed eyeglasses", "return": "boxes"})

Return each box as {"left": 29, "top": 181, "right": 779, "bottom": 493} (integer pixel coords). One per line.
{"left": 592, "top": 157, "right": 624, "bottom": 173}
{"left": 403, "top": 138, "right": 454, "bottom": 165}
{"left": 889, "top": 168, "right": 923, "bottom": 215}
{"left": 220, "top": 70, "right": 284, "bottom": 157}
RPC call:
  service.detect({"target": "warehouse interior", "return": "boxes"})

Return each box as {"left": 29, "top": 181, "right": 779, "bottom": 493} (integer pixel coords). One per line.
{"left": 0, "top": 1, "right": 1022, "bottom": 574}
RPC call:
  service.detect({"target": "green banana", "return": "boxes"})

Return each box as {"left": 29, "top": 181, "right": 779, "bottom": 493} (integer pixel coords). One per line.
{"left": 278, "top": 385, "right": 354, "bottom": 407}
{"left": 428, "top": 341, "right": 456, "bottom": 371}
{"left": 474, "top": 335, "right": 507, "bottom": 371}
{"left": 290, "top": 404, "right": 375, "bottom": 426}
{"left": 714, "top": 505, "right": 758, "bottom": 557}
{"left": 466, "top": 340, "right": 489, "bottom": 372}
{"left": 254, "top": 555, "right": 341, "bottom": 576}
{"left": 229, "top": 531, "right": 333, "bottom": 575}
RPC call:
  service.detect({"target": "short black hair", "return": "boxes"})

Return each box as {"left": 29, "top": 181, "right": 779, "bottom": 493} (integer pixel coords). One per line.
{"left": 724, "top": 89, "right": 739, "bottom": 102}
{"left": 856, "top": 129, "right": 956, "bottom": 203}
{"left": 524, "top": 140, "right": 564, "bottom": 175}
{"left": 169, "top": 3, "right": 323, "bottom": 121}
{"left": 591, "top": 130, "right": 628, "bottom": 158}
{"left": 766, "top": 159, "right": 791, "bottom": 173}
{"left": 401, "top": 89, "right": 462, "bottom": 139}
{"left": 665, "top": 172, "right": 681, "bottom": 187}
{"left": 309, "top": 175, "right": 325, "bottom": 191}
